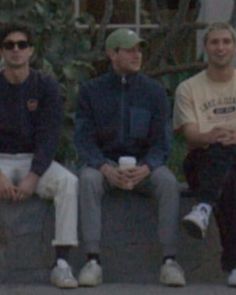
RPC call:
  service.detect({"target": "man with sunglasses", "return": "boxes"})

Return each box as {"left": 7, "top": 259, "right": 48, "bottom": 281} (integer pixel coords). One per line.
{"left": 74, "top": 28, "right": 185, "bottom": 287}
{"left": 0, "top": 23, "right": 79, "bottom": 288}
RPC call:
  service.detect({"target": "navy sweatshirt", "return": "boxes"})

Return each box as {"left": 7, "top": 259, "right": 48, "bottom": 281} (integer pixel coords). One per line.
{"left": 0, "top": 69, "right": 63, "bottom": 176}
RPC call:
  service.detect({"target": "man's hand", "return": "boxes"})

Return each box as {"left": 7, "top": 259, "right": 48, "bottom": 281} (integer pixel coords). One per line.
{"left": 182, "top": 124, "right": 235, "bottom": 148}
{"left": 15, "top": 172, "right": 40, "bottom": 201}
{"left": 100, "top": 163, "right": 131, "bottom": 189}
{"left": 217, "top": 129, "right": 236, "bottom": 146}
{"left": 121, "top": 164, "right": 151, "bottom": 188}
{"left": 207, "top": 127, "right": 233, "bottom": 144}
{"left": 0, "top": 172, "right": 17, "bottom": 200}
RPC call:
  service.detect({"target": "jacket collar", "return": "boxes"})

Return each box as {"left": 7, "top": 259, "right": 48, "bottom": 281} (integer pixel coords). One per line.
{"left": 108, "top": 67, "right": 139, "bottom": 88}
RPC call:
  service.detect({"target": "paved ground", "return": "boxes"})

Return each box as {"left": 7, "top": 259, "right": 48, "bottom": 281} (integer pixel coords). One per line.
{"left": 1, "top": 283, "right": 236, "bottom": 295}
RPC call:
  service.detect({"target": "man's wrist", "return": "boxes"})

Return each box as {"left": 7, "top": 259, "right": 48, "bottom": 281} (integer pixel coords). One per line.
{"left": 28, "top": 171, "right": 40, "bottom": 182}
{"left": 100, "top": 163, "right": 110, "bottom": 176}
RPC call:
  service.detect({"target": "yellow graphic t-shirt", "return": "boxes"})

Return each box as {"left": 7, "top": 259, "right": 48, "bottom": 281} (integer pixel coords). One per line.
{"left": 173, "top": 70, "right": 236, "bottom": 134}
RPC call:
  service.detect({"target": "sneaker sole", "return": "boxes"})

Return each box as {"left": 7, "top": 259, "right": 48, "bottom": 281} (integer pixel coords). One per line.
{"left": 50, "top": 279, "right": 78, "bottom": 289}
{"left": 78, "top": 276, "right": 102, "bottom": 287}
{"left": 160, "top": 278, "right": 186, "bottom": 287}
{"left": 182, "top": 219, "right": 204, "bottom": 239}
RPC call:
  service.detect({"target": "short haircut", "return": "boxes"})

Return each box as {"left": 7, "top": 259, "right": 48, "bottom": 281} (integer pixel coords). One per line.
{"left": 0, "top": 22, "right": 34, "bottom": 48}
{"left": 203, "top": 22, "right": 236, "bottom": 44}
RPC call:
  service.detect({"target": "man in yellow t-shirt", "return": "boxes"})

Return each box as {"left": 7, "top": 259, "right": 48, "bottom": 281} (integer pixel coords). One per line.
{"left": 174, "top": 22, "right": 236, "bottom": 286}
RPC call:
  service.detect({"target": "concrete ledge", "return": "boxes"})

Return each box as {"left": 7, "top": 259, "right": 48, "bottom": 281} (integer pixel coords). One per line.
{"left": 0, "top": 196, "right": 54, "bottom": 283}
{"left": 0, "top": 191, "right": 225, "bottom": 284}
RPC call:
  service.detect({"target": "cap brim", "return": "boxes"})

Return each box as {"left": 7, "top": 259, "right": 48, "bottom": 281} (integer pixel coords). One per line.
{"left": 121, "top": 38, "right": 147, "bottom": 49}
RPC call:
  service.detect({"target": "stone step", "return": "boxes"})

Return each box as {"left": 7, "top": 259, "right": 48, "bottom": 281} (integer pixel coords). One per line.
{"left": 0, "top": 190, "right": 224, "bottom": 284}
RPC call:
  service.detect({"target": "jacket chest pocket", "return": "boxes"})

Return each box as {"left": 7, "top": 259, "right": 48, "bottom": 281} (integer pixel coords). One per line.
{"left": 129, "top": 107, "right": 151, "bottom": 139}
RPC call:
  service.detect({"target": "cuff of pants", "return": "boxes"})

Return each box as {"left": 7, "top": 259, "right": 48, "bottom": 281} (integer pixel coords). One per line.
{"left": 221, "top": 252, "right": 236, "bottom": 272}
{"left": 52, "top": 239, "right": 79, "bottom": 247}
{"left": 162, "top": 244, "right": 178, "bottom": 258}
{"left": 84, "top": 240, "right": 100, "bottom": 254}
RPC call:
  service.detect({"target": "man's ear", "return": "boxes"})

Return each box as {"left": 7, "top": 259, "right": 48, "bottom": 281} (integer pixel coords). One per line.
{"left": 29, "top": 46, "right": 35, "bottom": 58}
{"left": 106, "top": 48, "right": 116, "bottom": 61}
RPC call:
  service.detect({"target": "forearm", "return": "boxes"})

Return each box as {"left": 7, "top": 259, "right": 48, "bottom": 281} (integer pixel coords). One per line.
{"left": 32, "top": 95, "right": 62, "bottom": 175}
{"left": 182, "top": 124, "right": 236, "bottom": 148}
{"left": 74, "top": 118, "right": 107, "bottom": 168}
{"left": 184, "top": 129, "right": 212, "bottom": 148}
{"left": 141, "top": 148, "right": 168, "bottom": 170}
{"left": 144, "top": 101, "right": 171, "bottom": 169}
{"left": 99, "top": 163, "right": 111, "bottom": 176}
{"left": 76, "top": 143, "right": 107, "bottom": 168}
{"left": 31, "top": 144, "right": 57, "bottom": 176}
{"left": 141, "top": 129, "right": 171, "bottom": 170}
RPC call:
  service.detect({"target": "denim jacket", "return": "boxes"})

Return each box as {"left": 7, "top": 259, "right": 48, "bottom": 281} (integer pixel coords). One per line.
{"left": 74, "top": 69, "right": 171, "bottom": 170}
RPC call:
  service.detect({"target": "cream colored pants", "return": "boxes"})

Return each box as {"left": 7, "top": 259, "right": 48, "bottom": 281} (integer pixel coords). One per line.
{"left": 0, "top": 153, "right": 79, "bottom": 246}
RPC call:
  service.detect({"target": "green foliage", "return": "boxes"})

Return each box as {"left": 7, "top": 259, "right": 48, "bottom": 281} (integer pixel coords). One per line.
{"left": 168, "top": 133, "right": 187, "bottom": 181}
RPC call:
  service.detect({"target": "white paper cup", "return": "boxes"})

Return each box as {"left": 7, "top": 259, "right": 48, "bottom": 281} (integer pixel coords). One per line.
{"left": 118, "top": 156, "right": 137, "bottom": 170}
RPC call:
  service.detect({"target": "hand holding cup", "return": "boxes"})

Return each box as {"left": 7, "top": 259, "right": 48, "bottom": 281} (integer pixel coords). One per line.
{"left": 118, "top": 156, "right": 137, "bottom": 190}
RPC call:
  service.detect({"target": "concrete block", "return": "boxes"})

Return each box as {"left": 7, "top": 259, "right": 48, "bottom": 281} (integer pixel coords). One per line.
{"left": 0, "top": 190, "right": 226, "bottom": 284}
{"left": 0, "top": 196, "right": 54, "bottom": 283}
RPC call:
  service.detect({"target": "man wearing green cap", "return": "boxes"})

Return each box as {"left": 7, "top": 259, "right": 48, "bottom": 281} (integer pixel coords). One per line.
{"left": 75, "top": 28, "right": 185, "bottom": 287}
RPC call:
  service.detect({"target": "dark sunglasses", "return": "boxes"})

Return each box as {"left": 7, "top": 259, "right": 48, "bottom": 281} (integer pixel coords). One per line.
{"left": 1, "top": 40, "right": 31, "bottom": 50}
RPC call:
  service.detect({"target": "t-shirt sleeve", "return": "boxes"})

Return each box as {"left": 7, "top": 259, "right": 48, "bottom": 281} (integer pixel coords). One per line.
{"left": 173, "top": 81, "right": 198, "bottom": 131}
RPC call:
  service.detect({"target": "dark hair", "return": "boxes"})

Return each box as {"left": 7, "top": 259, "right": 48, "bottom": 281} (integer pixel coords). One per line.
{"left": 0, "top": 22, "right": 34, "bottom": 48}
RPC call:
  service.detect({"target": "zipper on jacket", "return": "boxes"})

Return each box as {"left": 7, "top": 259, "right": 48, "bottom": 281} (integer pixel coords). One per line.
{"left": 119, "top": 75, "right": 127, "bottom": 143}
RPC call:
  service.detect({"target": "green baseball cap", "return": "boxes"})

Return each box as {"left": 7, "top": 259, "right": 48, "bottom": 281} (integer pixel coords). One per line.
{"left": 105, "top": 28, "right": 146, "bottom": 50}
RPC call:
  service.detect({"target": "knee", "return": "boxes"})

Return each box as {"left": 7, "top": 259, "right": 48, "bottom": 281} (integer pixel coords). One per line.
{"left": 79, "top": 167, "right": 103, "bottom": 185}
{"left": 151, "top": 166, "right": 178, "bottom": 187}
{"left": 79, "top": 167, "right": 104, "bottom": 204}
{"left": 60, "top": 170, "right": 79, "bottom": 191}
{"left": 70, "top": 173, "right": 79, "bottom": 189}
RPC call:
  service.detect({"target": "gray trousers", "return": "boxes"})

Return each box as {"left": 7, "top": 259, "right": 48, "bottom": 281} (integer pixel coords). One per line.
{"left": 79, "top": 165, "right": 180, "bottom": 258}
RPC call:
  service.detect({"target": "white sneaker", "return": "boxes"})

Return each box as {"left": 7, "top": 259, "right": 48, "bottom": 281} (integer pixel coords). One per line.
{"left": 78, "top": 259, "right": 103, "bottom": 287}
{"left": 182, "top": 203, "right": 212, "bottom": 239}
{"left": 50, "top": 259, "right": 78, "bottom": 288}
{"left": 228, "top": 269, "right": 236, "bottom": 287}
{"left": 159, "top": 259, "right": 186, "bottom": 287}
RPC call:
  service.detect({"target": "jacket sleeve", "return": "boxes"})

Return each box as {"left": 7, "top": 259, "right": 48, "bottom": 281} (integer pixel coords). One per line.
{"left": 74, "top": 84, "right": 107, "bottom": 168}
{"left": 30, "top": 75, "right": 63, "bottom": 176}
{"left": 139, "top": 86, "right": 171, "bottom": 170}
